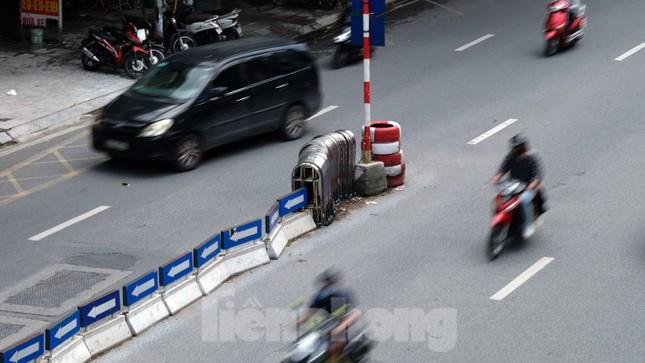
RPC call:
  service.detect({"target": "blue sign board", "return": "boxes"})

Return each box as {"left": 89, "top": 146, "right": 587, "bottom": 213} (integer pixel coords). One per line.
{"left": 265, "top": 203, "right": 279, "bottom": 235}
{"left": 79, "top": 290, "right": 121, "bottom": 327}
{"left": 352, "top": 0, "right": 386, "bottom": 15}
{"left": 194, "top": 234, "right": 221, "bottom": 268}
{"left": 222, "top": 219, "right": 263, "bottom": 249}
{"left": 278, "top": 188, "right": 308, "bottom": 217}
{"left": 1, "top": 334, "right": 44, "bottom": 363}
{"left": 159, "top": 252, "right": 194, "bottom": 286}
{"left": 46, "top": 311, "right": 80, "bottom": 351}
{"left": 123, "top": 271, "right": 158, "bottom": 307}
{"left": 351, "top": 14, "right": 385, "bottom": 47}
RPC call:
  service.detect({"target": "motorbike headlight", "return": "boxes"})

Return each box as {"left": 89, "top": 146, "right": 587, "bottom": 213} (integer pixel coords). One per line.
{"left": 139, "top": 118, "right": 174, "bottom": 137}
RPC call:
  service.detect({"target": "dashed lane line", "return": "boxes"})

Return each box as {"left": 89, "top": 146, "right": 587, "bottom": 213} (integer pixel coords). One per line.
{"left": 467, "top": 118, "right": 518, "bottom": 145}
{"left": 490, "top": 257, "right": 554, "bottom": 301}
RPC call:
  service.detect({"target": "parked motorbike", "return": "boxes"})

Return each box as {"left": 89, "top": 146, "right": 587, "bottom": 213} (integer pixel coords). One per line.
{"left": 271, "top": 0, "right": 337, "bottom": 10}
{"left": 544, "top": 0, "right": 587, "bottom": 56}
{"left": 80, "top": 21, "right": 164, "bottom": 79}
{"left": 488, "top": 179, "right": 544, "bottom": 260}
{"left": 162, "top": 9, "right": 227, "bottom": 53}
{"left": 200, "top": 8, "right": 243, "bottom": 40}
{"left": 282, "top": 309, "right": 373, "bottom": 363}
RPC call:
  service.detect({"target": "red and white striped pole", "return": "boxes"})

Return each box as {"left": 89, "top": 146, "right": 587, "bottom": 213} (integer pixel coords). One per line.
{"left": 361, "top": 0, "right": 372, "bottom": 163}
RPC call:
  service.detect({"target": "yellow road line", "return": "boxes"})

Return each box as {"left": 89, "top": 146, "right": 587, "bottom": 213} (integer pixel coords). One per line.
{"left": 52, "top": 150, "right": 77, "bottom": 175}
{"left": 7, "top": 174, "right": 25, "bottom": 194}
{"left": 0, "top": 173, "right": 68, "bottom": 183}
{"left": 0, "top": 166, "right": 91, "bottom": 207}
{"left": 29, "top": 156, "right": 105, "bottom": 166}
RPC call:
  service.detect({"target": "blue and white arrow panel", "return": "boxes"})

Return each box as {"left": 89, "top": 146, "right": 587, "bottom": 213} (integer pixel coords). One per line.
{"left": 0, "top": 334, "right": 44, "bottom": 363}
{"left": 278, "top": 187, "right": 308, "bottom": 217}
{"left": 265, "top": 202, "right": 279, "bottom": 235}
{"left": 159, "top": 252, "right": 194, "bottom": 286}
{"left": 79, "top": 290, "right": 121, "bottom": 327}
{"left": 222, "top": 219, "right": 263, "bottom": 249}
{"left": 46, "top": 311, "right": 80, "bottom": 351}
{"left": 123, "top": 271, "right": 158, "bottom": 307}
{"left": 194, "top": 233, "right": 221, "bottom": 268}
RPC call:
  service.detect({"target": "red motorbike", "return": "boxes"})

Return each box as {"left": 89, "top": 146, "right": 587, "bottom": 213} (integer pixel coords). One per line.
{"left": 80, "top": 21, "right": 163, "bottom": 79}
{"left": 488, "top": 179, "right": 544, "bottom": 260}
{"left": 544, "top": 0, "right": 587, "bottom": 56}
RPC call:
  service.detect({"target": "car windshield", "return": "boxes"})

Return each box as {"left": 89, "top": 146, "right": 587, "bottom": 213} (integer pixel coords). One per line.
{"left": 130, "top": 61, "right": 214, "bottom": 101}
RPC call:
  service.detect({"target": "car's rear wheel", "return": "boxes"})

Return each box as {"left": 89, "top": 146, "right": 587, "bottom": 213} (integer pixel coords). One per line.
{"left": 280, "top": 105, "right": 306, "bottom": 140}
{"left": 173, "top": 135, "right": 202, "bottom": 172}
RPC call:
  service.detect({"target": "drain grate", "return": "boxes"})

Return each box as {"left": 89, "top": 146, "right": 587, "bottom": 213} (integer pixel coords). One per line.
{"left": 0, "top": 323, "right": 23, "bottom": 341}
{"left": 4, "top": 270, "right": 109, "bottom": 308}
{"left": 0, "top": 264, "right": 131, "bottom": 316}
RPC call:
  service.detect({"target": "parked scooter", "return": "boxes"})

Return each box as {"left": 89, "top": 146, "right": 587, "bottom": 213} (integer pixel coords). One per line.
{"left": 544, "top": 0, "right": 587, "bottom": 56}
{"left": 488, "top": 179, "right": 545, "bottom": 260}
{"left": 80, "top": 21, "right": 164, "bottom": 79}
{"left": 272, "top": 0, "right": 337, "bottom": 10}
{"left": 199, "top": 8, "right": 243, "bottom": 40}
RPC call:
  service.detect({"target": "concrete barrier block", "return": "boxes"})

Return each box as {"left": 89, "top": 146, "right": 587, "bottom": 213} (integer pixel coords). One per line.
{"left": 47, "top": 336, "right": 91, "bottom": 363}
{"left": 162, "top": 276, "right": 202, "bottom": 315}
{"left": 282, "top": 211, "right": 317, "bottom": 241}
{"left": 266, "top": 225, "right": 289, "bottom": 260}
{"left": 224, "top": 242, "right": 270, "bottom": 277}
{"left": 83, "top": 315, "right": 132, "bottom": 357}
{"left": 196, "top": 258, "right": 230, "bottom": 295}
{"left": 125, "top": 294, "right": 170, "bottom": 335}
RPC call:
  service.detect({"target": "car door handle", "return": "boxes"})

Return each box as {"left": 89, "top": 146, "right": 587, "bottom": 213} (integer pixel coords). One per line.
{"left": 236, "top": 96, "right": 250, "bottom": 102}
{"left": 275, "top": 83, "right": 289, "bottom": 89}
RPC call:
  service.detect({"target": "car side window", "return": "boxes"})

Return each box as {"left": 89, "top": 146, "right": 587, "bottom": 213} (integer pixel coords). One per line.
{"left": 246, "top": 55, "right": 274, "bottom": 84}
{"left": 214, "top": 63, "right": 246, "bottom": 92}
{"left": 270, "top": 50, "right": 311, "bottom": 76}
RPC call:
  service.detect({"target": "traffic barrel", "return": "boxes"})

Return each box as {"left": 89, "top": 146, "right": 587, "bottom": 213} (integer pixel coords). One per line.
{"left": 370, "top": 120, "right": 405, "bottom": 187}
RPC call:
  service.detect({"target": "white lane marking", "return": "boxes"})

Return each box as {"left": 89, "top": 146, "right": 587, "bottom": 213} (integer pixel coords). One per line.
{"left": 615, "top": 43, "right": 645, "bottom": 61}
{"left": 455, "top": 34, "right": 495, "bottom": 51}
{"left": 306, "top": 105, "right": 339, "bottom": 121}
{"left": 425, "top": 0, "right": 464, "bottom": 15}
{"left": 467, "top": 118, "right": 518, "bottom": 145}
{"left": 490, "top": 257, "right": 554, "bottom": 301}
{"left": 28, "top": 205, "right": 111, "bottom": 241}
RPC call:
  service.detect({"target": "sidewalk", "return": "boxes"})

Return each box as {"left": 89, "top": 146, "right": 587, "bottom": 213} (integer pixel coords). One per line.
{"left": 0, "top": 1, "right": 341, "bottom": 148}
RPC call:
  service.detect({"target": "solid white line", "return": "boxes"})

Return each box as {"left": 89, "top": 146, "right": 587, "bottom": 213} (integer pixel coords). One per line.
{"left": 615, "top": 43, "right": 645, "bottom": 61}
{"left": 306, "top": 106, "right": 339, "bottom": 121}
{"left": 455, "top": 34, "right": 495, "bottom": 52}
{"left": 28, "top": 205, "right": 111, "bottom": 241}
{"left": 490, "top": 257, "right": 554, "bottom": 301}
{"left": 467, "top": 118, "right": 518, "bottom": 145}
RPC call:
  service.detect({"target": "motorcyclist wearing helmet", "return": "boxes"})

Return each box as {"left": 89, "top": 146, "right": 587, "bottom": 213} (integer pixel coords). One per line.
{"left": 491, "top": 134, "right": 545, "bottom": 238}
{"left": 296, "top": 269, "right": 361, "bottom": 362}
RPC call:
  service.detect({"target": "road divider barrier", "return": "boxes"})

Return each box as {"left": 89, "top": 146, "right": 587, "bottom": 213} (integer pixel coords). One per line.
{"left": 292, "top": 130, "right": 357, "bottom": 225}
{"left": 371, "top": 121, "right": 405, "bottom": 187}
{"left": 0, "top": 127, "right": 396, "bottom": 362}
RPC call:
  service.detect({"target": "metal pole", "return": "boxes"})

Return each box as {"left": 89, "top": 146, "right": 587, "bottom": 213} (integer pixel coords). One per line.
{"left": 154, "top": 0, "right": 164, "bottom": 36}
{"left": 361, "top": 0, "right": 372, "bottom": 163}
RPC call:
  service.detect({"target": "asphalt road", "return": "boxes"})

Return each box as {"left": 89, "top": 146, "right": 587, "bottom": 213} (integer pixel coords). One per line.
{"left": 2, "top": 0, "right": 645, "bottom": 360}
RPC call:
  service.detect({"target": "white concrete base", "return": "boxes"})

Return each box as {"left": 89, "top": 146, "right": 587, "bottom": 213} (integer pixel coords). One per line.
{"left": 282, "top": 211, "right": 317, "bottom": 241}
{"left": 196, "top": 258, "right": 229, "bottom": 295}
{"left": 47, "top": 336, "right": 91, "bottom": 363}
{"left": 125, "top": 294, "right": 170, "bottom": 335}
{"left": 223, "top": 242, "right": 270, "bottom": 278}
{"left": 83, "top": 315, "right": 132, "bottom": 357}
{"left": 162, "top": 276, "right": 203, "bottom": 315}
{"left": 266, "top": 225, "right": 289, "bottom": 260}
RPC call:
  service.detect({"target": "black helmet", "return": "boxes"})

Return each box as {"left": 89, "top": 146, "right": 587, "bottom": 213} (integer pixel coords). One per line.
{"left": 317, "top": 268, "right": 341, "bottom": 286}
{"left": 510, "top": 134, "right": 529, "bottom": 150}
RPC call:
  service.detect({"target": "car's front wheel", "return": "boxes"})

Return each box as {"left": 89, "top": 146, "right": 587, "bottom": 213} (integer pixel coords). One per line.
{"left": 280, "top": 105, "right": 307, "bottom": 140}
{"left": 173, "top": 135, "right": 202, "bottom": 172}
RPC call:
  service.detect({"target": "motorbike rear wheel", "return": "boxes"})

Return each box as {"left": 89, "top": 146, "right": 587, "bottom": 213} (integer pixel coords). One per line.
{"left": 488, "top": 224, "right": 509, "bottom": 260}
{"left": 171, "top": 35, "right": 197, "bottom": 53}
{"left": 123, "top": 52, "right": 149, "bottom": 79}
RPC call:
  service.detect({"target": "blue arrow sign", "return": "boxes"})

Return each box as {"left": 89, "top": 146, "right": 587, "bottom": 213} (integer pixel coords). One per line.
{"left": 278, "top": 188, "right": 308, "bottom": 217}
{"left": 1, "top": 334, "right": 44, "bottom": 363}
{"left": 46, "top": 311, "right": 80, "bottom": 351}
{"left": 222, "top": 219, "right": 263, "bottom": 249}
{"left": 265, "top": 203, "right": 279, "bottom": 235}
{"left": 194, "top": 233, "right": 221, "bottom": 268}
{"left": 123, "top": 271, "right": 158, "bottom": 307}
{"left": 79, "top": 290, "right": 121, "bottom": 327}
{"left": 159, "top": 252, "right": 194, "bottom": 286}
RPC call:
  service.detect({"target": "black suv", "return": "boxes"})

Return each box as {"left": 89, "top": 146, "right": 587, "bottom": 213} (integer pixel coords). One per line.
{"left": 92, "top": 37, "right": 322, "bottom": 171}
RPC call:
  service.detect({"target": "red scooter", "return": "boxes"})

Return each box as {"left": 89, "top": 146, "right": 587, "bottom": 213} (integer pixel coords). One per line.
{"left": 488, "top": 179, "right": 544, "bottom": 260}
{"left": 544, "top": 0, "right": 587, "bottom": 56}
{"left": 80, "top": 21, "right": 162, "bottom": 79}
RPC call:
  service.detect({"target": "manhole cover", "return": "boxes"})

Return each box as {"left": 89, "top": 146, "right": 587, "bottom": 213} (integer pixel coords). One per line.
{"left": 0, "top": 264, "right": 131, "bottom": 316}
{"left": 0, "top": 316, "right": 47, "bottom": 351}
